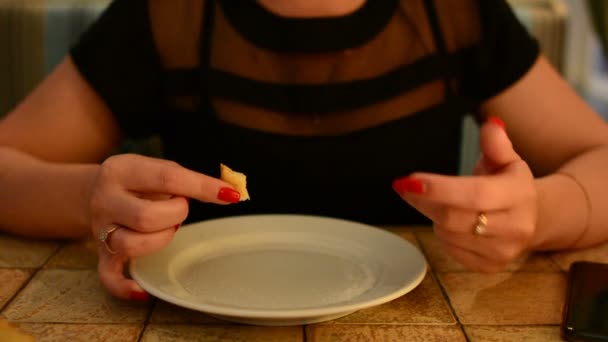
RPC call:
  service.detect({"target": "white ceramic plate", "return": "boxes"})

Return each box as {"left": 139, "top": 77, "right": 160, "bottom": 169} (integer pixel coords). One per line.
{"left": 130, "top": 214, "right": 427, "bottom": 325}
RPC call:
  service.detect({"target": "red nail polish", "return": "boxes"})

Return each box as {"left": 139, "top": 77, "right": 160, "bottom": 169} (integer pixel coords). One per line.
{"left": 130, "top": 291, "right": 150, "bottom": 301}
{"left": 392, "top": 177, "right": 425, "bottom": 195}
{"left": 217, "top": 187, "right": 241, "bottom": 203}
{"left": 487, "top": 116, "right": 506, "bottom": 130}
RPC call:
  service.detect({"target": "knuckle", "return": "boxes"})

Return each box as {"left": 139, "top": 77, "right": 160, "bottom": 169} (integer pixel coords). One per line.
{"left": 117, "top": 237, "right": 138, "bottom": 257}
{"left": 514, "top": 223, "right": 535, "bottom": 243}
{"left": 89, "top": 189, "right": 111, "bottom": 218}
{"left": 436, "top": 208, "right": 462, "bottom": 227}
{"left": 495, "top": 246, "right": 521, "bottom": 264}
{"left": 88, "top": 194, "right": 104, "bottom": 216}
{"left": 131, "top": 206, "right": 154, "bottom": 230}
{"left": 467, "top": 181, "right": 492, "bottom": 208}
{"left": 99, "top": 156, "right": 124, "bottom": 180}
{"left": 121, "top": 245, "right": 138, "bottom": 258}
{"left": 100, "top": 154, "right": 141, "bottom": 179}
{"left": 477, "top": 262, "right": 506, "bottom": 273}
{"left": 157, "top": 231, "right": 175, "bottom": 249}
{"left": 157, "top": 165, "right": 179, "bottom": 191}
{"left": 163, "top": 160, "right": 180, "bottom": 168}
{"left": 177, "top": 205, "right": 189, "bottom": 223}
{"left": 103, "top": 154, "right": 124, "bottom": 168}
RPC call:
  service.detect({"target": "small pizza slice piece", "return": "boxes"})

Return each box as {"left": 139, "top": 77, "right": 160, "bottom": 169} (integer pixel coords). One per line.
{"left": 220, "top": 163, "right": 250, "bottom": 201}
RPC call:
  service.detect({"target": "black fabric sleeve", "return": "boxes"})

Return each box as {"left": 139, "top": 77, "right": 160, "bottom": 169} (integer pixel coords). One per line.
{"left": 463, "top": 0, "right": 540, "bottom": 103}
{"left": 70, "top": 0, "right": 164, "bottom": 138}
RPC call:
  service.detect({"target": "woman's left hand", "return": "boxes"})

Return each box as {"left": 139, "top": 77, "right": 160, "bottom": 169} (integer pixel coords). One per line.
{"left": 393, "top": 117, "right": 538, "bottom": 272}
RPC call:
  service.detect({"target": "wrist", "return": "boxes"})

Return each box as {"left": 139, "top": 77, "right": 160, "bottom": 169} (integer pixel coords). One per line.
{"left": 530, "top": 173, "right": 590, "bottom": 250}
{"left": 75, "top": 164, "right": 101, "bottom": 230}
{"left": 43, "top": 162, "right": 101, "bottom": 237}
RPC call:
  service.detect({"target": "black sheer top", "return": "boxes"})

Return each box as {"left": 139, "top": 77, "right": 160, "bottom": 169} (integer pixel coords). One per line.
{"left": 71, "top": 0, "right": 539, "bottom": 224}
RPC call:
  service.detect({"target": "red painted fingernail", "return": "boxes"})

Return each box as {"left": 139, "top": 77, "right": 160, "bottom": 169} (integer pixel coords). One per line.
{"left": 174, "top": 224, "right": 180, "bottom": 231}
{"left": 392, "top": 177, "right": 425, "bottom": 195}
{"left": 487, "top": 116, "right": 506, "bottom": 130}
{"left": 217, "top": 187, "right": 240, "bottom": 203}
{"left": 129, "top": 291, "right": 150, "bottom": 301}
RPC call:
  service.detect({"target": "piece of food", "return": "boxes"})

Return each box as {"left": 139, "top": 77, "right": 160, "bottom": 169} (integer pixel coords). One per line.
{"left": 220, "top": 163, "right": 250, "bottom": 201}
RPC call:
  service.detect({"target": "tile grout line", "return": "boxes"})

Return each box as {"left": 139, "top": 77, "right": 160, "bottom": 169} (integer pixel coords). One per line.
{"left": 0, "top": 267, "right": 38, "bottom": 315}
{"left": 413, "top": 233, "right": 460, "bottom": 320}
{"left": 428, "top": 272, "right": 472, "bottom": 342}
{"left": 413, "top": 232, "right": 471, "bottom": 341}
{"left": 1, "top": 242, "right": 62, "bottom": 316}
{"left": 136, "top": 294, "right": 158, "bottom": 341}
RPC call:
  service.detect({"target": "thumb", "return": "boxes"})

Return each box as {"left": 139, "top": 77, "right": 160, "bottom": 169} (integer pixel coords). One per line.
{"left": 479, "top": 116, "right": 521, "bottom": 171}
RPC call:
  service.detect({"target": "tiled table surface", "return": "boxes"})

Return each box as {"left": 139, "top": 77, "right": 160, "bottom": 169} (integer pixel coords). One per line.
{"left": 1, "top": 227, "right": 608, "bottom": 342}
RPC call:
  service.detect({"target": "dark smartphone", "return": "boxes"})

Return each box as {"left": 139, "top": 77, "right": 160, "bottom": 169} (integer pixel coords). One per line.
{"left": 562, "top": 261, "right": 608, "bottom": 341}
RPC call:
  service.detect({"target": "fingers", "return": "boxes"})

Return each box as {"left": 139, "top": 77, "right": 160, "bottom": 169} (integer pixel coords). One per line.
{"left": 391, "top": 117, "right": 535, "bottom": 274}
{"left": 434, "top": 226, "right": 522, "bottom": 263}
{"left": 396, "top": 167, "right": 528, "bottom": 211}
{"left": 97, "top": 225, "right": 176, "bottom": 301}
{"left": 438, "top": 239, "right": 506, "bottom": 273}
{"left": 105, "top": 226, "right": 176, "bottom": 258}
{"left": 393, "top": 116, "right": 530, "bottom": 211}
{"left": 479, "top": 116, "right": 520, "bottom": 170}
{"left": 100, "top": 154, "right": 240, "bottom": 204}
{"left": 403, "top": 197, "right": 515, "bottom": 236}
{"left": 402, "top": 194, "right": 535, "bottom": 243}
{"left": 96, "top": 191, "right": 188, "bottom": 233}
{"left": 98, "top": 251, "right": 149, "bottom": 301}
{"left": 92, "top": 154, "right": 246, "bottom": 301}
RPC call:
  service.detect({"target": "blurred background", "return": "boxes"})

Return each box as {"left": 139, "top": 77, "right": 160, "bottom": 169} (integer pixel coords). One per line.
{"left": 0, "top": 0, "right": 607, "bottom": 171}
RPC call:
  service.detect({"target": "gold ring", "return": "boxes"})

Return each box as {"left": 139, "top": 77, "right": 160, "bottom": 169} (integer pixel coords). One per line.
{"left": 474, "top": 213, "right": 488, "bottom": 236}
{"left": 98, "top": 224, "right": 120, "bottom": 254}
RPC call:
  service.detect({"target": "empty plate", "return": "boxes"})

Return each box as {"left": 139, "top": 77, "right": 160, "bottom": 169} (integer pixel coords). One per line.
{"left": 130, "top": 214, "right": 426, "bottom": 325}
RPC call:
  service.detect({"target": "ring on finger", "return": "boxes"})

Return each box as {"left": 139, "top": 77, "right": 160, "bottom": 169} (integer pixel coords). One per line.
{"left": 473, "top": 213, "right": 488, "bottom": 236}
{"left": 99, "top": 224, "right": 121, "bottom": 254}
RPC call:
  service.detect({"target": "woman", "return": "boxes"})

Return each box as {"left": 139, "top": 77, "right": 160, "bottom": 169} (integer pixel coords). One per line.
{"left": 1, "top": 0, "right": 607, "bottom": 301}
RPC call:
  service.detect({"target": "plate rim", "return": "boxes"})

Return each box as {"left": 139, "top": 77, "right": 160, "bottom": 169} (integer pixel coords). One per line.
{"left": 130, "top": 214, "right": 427, "bottom": 319}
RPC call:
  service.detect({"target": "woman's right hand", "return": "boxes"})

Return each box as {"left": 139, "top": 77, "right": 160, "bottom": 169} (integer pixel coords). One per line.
{"left": 88, "top": 154, "right": 241, "bottom": 300}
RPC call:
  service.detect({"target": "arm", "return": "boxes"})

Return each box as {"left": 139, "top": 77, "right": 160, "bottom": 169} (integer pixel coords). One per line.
{"left": 1, "top": 56, "right": 243, "bottom": 301}
{"left": 480, "top": 56, "right": 608, "bottom": 250}
{"left": 394, "top": 55, "right": 608, "bottom": 272}
{"left": 0, "top": 57, "right": 121, "bottom": 238}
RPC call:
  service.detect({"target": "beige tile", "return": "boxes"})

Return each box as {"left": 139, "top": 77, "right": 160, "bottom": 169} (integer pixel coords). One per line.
{"left": 13, "top": 323, "right": 142, "bottom": 342}
{"left": 384, "top": 226, "right": 433, "bottom": 235}
{"left": 439, "top": 273, "right": 566, "bottom": 325}
{"left": 417, "top": 232, "right": 559, "bottom": 272}
{"left": 389, "top": 229, "right": 432, "bottom": 263}
{"left": 389, "top": 230, "right": 421, "bottom": 247}
{"left": 0, "top": 233, "right": 59, "bottom": 268}
{"left": 44, "top": 240, "right": 98, "bottom": 269}
{"left": 307, "top": 324, "right": 466, "bottom": 342}
{"left": 0, "top": 269, "right": 33, "bottom": 310}
{"left": 141, "top": 324, "right": 303, "bottom": 342}
{"left": 332, "top": 273, "right": 455, "bottom": 324}
{"left": 464, "top": 325, "right": 562, "bottom": 342}
{"left": 150, "top": 300, "right": 229, "bottom": 324}
{"left": 551, "top": 242, "right": 608, "bottom": 271}
{"left": 2, "top": 269, "right": 150, "bottom": 323}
